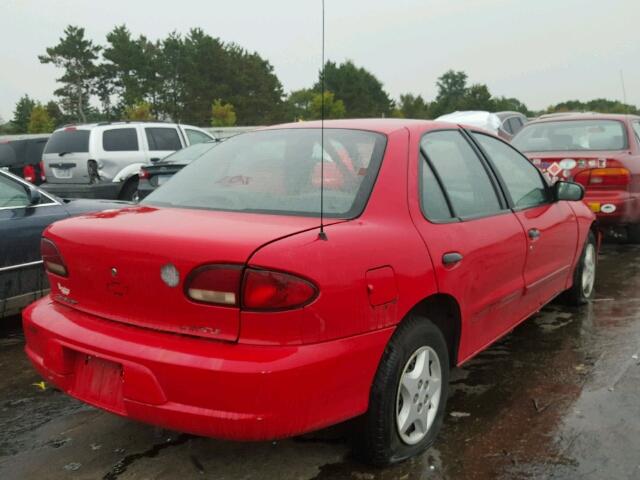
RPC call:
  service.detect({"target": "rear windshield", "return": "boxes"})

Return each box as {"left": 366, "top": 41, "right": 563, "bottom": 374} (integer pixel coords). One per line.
{"left": 44, "top": 129, "right": 90, "bottom": 154}
{"left": 512, "top": 120, "right": 627, "bottom": 152}
{"left": 143, "top": 128, "right": 387, "bottom": 218}
{"left": 159, "top": 141, "right": 218, "bottom": 164}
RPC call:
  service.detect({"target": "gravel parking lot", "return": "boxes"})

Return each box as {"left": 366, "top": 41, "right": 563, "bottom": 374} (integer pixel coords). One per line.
{"left": 1, "top": 242, "right": 639, "bottom": 480}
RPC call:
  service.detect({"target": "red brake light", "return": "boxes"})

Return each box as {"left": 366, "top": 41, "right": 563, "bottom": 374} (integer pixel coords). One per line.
{"left": 23, "top": 164, "right": 36, "bottom": 183}
{"left": 242, "top": 268, "right": 317, "bottom": 310}
{"left": 39, "top": 161, "right": 46, "bottom": 182}
{"left": 575, "top": 168, "right": 630, "bottom": 187}
{"left": 41, "top": 238, "right": 68, "bottom": 277}
{"left": 139, "top": 168, "right": 150, "bottom": 180}
{"left": 185, "top": 265, "right": 242, "bottom": 306}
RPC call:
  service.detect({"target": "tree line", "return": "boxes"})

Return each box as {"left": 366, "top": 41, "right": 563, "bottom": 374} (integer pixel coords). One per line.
{"left": 1, "top": 25, "right": 638, "bottom": 134}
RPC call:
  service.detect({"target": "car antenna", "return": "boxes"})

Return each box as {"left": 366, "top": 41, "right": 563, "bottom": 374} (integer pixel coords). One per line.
{"left": 318, "top": 0, "right": 328, "bottom": 241}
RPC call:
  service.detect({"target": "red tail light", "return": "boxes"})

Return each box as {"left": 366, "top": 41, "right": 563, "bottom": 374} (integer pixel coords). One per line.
{"left": 242, "top": 268, "right": 317, "bottom": 310}
{"left": 139, "top": 168, "right": 150, "bottom": 180}
{"left": 185, "top": 265, "right": 243, "bottom": 306}
{"left": 23, "top": 164, "right": 36, "bottom": 183}
{"left": 185, "top": 265, "right": 318, "bottom": 310}
{"left": 39, "top": 161, "right": 46, "bottom": 182}
{"left": 574, "top": 168, "right": 630, "bottom": 187}
{"left": 41, "top": 238, "right": 68, "bottom": 277}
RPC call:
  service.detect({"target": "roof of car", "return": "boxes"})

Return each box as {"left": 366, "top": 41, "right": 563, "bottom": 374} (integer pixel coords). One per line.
{"left": 261, "top": 118, "right": 464, "bottom": 134}
{"left": 530, "top": 113, "right": 640, "bottom": 124}
{"left": 53, "top": 121, "right": 198, "bottom": 131}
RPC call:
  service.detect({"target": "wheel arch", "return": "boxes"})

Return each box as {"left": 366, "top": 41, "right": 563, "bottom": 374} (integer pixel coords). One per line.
{"left": 405, "top": 293, "right": 462, "bottom": 367}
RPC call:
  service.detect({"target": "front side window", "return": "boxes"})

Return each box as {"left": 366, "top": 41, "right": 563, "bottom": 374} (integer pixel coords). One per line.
{"left": 421, "top": 130, "right": 502, "bottom": 219}
{"left": 103, "top": 128, "right": 139, "bottom": 152}
{"left": 513, "top": 120, "right": 627, "bottom": 152}
{"left": 143, "top": 128, "right": 386, "bottom": 218}
{"left": 186, "top": 129, "right": 213, "bottom": 145}
{"left": 0, "top": 174, "right": 29, "bottom": 208}
{"left": 146, "top": 128, "right": 182, "bottom": 151}
{"left": 473, "top": 132, "right": 550, "bottom": 209}
{"left": 43, "top": 129, "right": 90, "bottom": 154}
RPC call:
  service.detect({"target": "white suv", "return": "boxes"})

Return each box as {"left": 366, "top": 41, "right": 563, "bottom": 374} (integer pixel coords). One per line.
{"left": 41, "top": 122, "right": 214, "bottom": 200}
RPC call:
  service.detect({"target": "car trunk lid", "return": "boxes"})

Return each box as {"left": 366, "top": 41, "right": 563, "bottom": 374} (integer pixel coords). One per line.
{"left": 45, "top": 206, "right": 324, "bottom": 341}
{"left": 525, "top": 151, "right": 629, "bottom": 186}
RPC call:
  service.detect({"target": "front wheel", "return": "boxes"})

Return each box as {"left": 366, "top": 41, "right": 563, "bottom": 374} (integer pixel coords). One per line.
{"left": 355, "top": 316, "right": 449, "bottom": 466}
{"left": 565, "top": 230, "right": 597, "bottom": 305}
{"left": 119, "top": 177, "right": 139, "bottom": 201}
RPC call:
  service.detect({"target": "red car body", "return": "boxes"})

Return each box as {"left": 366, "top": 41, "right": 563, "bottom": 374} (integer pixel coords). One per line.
{"left": 513, "top": 114, "right": 640, "bottom": 229}
{"left": 23, "top": 119, "right": 595, "bottom": 444}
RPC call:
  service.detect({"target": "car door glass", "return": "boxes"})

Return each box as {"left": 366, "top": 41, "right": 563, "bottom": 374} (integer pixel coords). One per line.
{"left": 508, "top": 117, "right": 524, "bottom": 135}
{"left": 472, "top": 132, "right": 550, "bottom": 209}
{"left": 145, "top": 128, "right": 182, "bottom": 151}
{"left": 420, "top": 156, "right": 453, "bottom": 221}
{"left": 633, "top": 122, "right": 640, "bottom": 144}
{"left": 421, "top": 131, "right": 502, "bottom": 219}
{"left": 501, "top": 119, "right": 513, "bottom": 134}
{"left": 103, "top": 128, "right": 139, "bottom": 151}
{"left": 186, "top": 129, "right": 212, "bottom": 145}
{"left": 0, "top": 174, "right": 29, "bottom": 208}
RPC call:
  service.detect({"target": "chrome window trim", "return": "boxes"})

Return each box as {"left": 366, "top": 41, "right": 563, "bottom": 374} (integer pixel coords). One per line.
{"left": 0, "top": 260, "right": 44, "bottom": 273}
{"left": 0, "top": 169, "right": 60, "bottom": 210}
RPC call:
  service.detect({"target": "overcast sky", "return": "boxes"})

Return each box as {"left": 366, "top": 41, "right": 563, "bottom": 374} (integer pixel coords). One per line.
{"left": 1, "top": 0, "right": 638, "bottom": 122}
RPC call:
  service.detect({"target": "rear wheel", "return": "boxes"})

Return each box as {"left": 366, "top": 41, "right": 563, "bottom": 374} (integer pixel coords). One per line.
{"left": 356, "top": 316, "right": 449, "bottom": 466}
{"left": 119, "top": 177, "right": 139, "bottom": 201}
{"left": 627, "top": 224, "right": 640, "bottom": 244}
{"left": 565, "top": 230, "right": 597, "bottom": 305}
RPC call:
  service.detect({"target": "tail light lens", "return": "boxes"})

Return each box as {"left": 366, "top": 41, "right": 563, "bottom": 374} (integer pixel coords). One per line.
{"left": 242, "top": 268, "right": 317, "bottom": 310}
{"left": 39, "top": 161, "right": 46, "bottom": 182}
{"left": 574, "top": 168, "right": 630, "bottom": 187}
{"left": 41, "top": 238, "right": 68, "bottom": 277}
{"left": 139, "top": 168, "right": 150, "bottom": 180}
{"left": 23, "top": 164, "right": 36, "bottom": 183}
{"left": 185, "top": 265, "right": 318, "bottom": 310}
{"left": 185, "top": 265, "right": 243, "bottom": 306}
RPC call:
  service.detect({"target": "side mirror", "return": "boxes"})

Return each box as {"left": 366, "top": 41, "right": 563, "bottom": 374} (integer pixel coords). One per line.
{"left": 553, "top": 181, "right": 584, "bottom": 202}
{"left": 26, "top": 184, "right": 41, "bottom": 206}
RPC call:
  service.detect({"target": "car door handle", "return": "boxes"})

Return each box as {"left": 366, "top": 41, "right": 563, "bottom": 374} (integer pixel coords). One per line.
{"left": 150, "top": 157, "right": 161, "bottom": 162}
{"left": 528, "top": 228, "right": 541, "bottom": 239}
{"left": 442, "top": 252, "right": 463, "bottom": 266}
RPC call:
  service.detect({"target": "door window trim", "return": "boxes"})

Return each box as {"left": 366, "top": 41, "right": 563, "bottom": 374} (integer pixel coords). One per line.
{"left": 465, "top": 129, "right": 553, "bottom": 212}
{"left": 0, "top": 171, "right": 59, "bottom": 211}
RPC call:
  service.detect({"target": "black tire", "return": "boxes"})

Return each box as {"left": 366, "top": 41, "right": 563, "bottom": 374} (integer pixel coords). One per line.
{"left": 355, "top": 315, "right": 450, "bottom": 466}
{"left": 565, "top": 230, "right": 597, "bottom": 305}
{"left": 119, "top": 177, "right": 139, "bottom": 201}
{"left": 627, "top": 224, "right": 640, "bottom": 244}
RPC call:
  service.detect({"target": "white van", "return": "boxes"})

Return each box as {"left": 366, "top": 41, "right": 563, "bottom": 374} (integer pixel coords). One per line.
{"left": 41, "top": 122, "right": 214, "bottom": 200}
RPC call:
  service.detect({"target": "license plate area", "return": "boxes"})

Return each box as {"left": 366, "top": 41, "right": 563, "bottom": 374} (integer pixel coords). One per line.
{"left": 156, "top": 174, "right": 172, "bottom": 186}
{"left": 71, "top": 353, "right": 125, "bottom": 413}
{"left": 52, "top": 167, "right": 73, "bottom": 179}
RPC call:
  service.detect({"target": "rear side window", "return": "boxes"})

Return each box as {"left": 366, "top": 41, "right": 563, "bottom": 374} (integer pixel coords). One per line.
{"left": 44, "top": 130, "right": 90, "bottom": 154}
{"left": 103, "top": 128, "right": 139, "bottom": 152}
{"left": 508, "top": 117, "right": 524, "bottom": 135}
{"left": 473, "top": 132, "right": 550, "bottom": 209}
{"left": 146, "top": 128, "right": 182, "bottom": 151}
{"left": 420, "top": 157, "right": 453, "bottom": 221}
{"left": 633, "top": 122, "right": 640, "bottom": 143}
{"left": 421, "top": 130, "right": 502, "bottom": 219}
{"left": 186, "top": 129, "right": 213, "bottom": 145}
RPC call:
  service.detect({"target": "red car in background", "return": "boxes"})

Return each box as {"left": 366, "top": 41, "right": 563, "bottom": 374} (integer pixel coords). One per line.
{"left": 512, "top": 114, "right": 640, "bottom": 241}
{"left": 23, "top": 119, "right": 595, "bottom": 465}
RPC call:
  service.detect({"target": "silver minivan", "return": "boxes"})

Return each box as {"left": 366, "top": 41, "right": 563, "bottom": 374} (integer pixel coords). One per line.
{"left": 41, "top": 122, "right": 213, "bottom": 200}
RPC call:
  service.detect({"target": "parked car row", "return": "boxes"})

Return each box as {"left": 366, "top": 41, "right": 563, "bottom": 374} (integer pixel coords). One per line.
{"left": 19, "top": 119, "right": 597, "bottom": 466}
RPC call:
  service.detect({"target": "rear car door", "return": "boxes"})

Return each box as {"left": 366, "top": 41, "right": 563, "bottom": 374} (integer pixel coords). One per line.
{"left": 411, "top": 129, "right": 528, "bottom": 361}
{"left": 471, "top": 131, "right": 578, "bottom": 310}
{"left": 144, "top": 126, "right": 184, "bottom": 162}
{"left": 0, "top": 173, "right": 67, "bottom": 315}
{"left": 98, "top": 126, "right": 147, "bottom": 180}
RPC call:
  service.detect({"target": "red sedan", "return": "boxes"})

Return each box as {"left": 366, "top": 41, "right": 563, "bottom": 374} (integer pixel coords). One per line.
{"left": 512, "top": 113, "right": 640, "bottom": 241}
{"left": 23, "top": 119, "right": 595, "bottom": 465}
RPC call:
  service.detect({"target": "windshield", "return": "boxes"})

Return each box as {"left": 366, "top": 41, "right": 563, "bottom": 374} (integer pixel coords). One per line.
{"left": 512, "top": 120, "right": 627, "bottom": 152}
{"left": 143, "top": 128, "right": 387, "bottom": 218}
{"left": 159, "top": 141, "right": 218, "bottom": 164}
{"left": 44, "top": 129, "right": 90, "bottom": 154}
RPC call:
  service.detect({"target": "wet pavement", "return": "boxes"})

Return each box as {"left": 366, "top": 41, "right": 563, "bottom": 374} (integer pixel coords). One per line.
{"left": 1, "top": 243, "right": 640, "bottom": 479}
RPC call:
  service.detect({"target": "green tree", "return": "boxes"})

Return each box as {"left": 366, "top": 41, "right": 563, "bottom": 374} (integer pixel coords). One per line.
{"left": 45, "top": 101, "right": 66, "bottom": 128}
{"left": 39, "top": 25, "right": 101, "bottom": 123}
{"left": 211, "top": 99, "right": 237, "bottom": 126}
{"left": 431, "top": 70, "right": 469, "bottom": 117}
{"left": 285, "top": 89, "right": 316, "bottom": 121}
{"left": 493, "top": 96, "right": 531, "bottom": 116}
{"left": 545, "top": 98, "right": 639, "bottom": 115}
{"left": 28, "top": 104, "right": 55, "bottom": 133}
{"left": 394, "top": 94, "right": 430, "bottom": 119}
{"left": 124, "top": 102, "right": 154, "bottom": 121}
{"left": 315, "top": 60, "right": 392, "bottom": 117}
{"left": 308, "top": 91, "right": 346, "bottom": 120}
{"left": 460, "top": 84, "right": 494, "bottom": 111}
{"left": 10, "top": 95, "right": 36, "bottom": 133}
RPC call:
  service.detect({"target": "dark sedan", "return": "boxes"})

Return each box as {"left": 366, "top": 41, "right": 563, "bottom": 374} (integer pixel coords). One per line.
{"left": 0, "top": 169, "right": 127, "bottom": 318}
{"left": 135, "top": 141, "right": 219, "bottom": 201}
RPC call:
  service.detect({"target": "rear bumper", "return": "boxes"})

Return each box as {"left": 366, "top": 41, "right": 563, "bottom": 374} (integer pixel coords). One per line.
{"left": 584, "top": 190, "right": 640, "bottom": 226}
{"left": 40, "top": 181, "right": 121, "bottom": 200}
{"left": 23, "top": 297, "right": 392, "bottom": 440}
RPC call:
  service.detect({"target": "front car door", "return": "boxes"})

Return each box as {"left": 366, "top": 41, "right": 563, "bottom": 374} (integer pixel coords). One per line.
{"left": 409, "top": 128, "right": 529, "bottom": 363}
{"left": 470, "top": 131, "right": 579, "bottom": 311}
{"left": 0, "top": 172, "right": 68, "bottom": 317}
